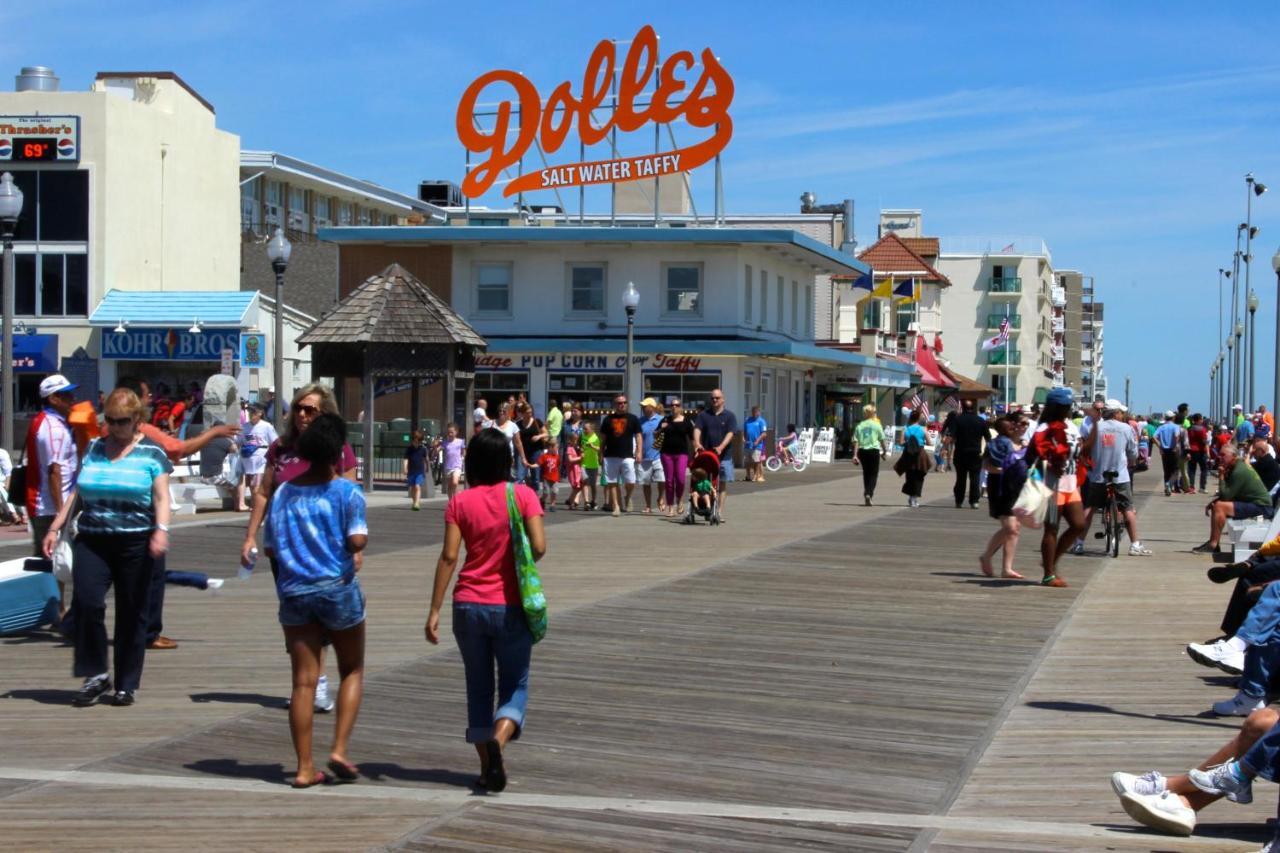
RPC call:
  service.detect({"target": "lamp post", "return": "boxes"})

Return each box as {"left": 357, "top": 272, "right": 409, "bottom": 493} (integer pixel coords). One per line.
{"left": 265, "top": 227, "right": 292, "bottom": 432}
{"left": 1228, "top": 334, "right": 1237, "bottom": 413}
{"left": 1235, "top": 322, "right": 1245, "bottom": 409}
{"left": 0, "top": 174, "right": 23, "bottom": 453}
{"left": 1272, "top": 248, "right": 1280, "bottom": 417}
{"left": 1248, "top": 290, "right": 1260, "bottom": 412}
{"left": 622, "top": 281, "right": 639, "bottom": 404}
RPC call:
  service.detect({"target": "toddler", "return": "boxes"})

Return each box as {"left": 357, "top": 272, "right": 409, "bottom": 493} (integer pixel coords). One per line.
{"left": 691, "top": 466, "right": 714, "bottom": 514}
{"left": 539, "top": 438, "right": 561, "bottom": 510}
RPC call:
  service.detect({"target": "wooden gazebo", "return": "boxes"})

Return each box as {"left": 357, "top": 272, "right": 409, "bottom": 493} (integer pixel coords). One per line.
{"left": 297, "top": 263, "right": 486, "bottom": 491}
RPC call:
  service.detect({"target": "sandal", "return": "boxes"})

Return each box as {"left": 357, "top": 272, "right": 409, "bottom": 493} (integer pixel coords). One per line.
{"left": 1041, "top": 575, "right": 1068, "bottom": 588}
{"left": 327, "top": 758, "right": 360, "bottom": 782}
{"left": 290, "top": 771, "right": 333, "bottom": 789}
{"left": 483, "top": 740, "right": 507, "bottom": 793}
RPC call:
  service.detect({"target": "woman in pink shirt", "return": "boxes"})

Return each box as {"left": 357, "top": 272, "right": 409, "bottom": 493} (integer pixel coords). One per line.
{"left": 426, "top": 428, "right": 546, "bottom": 792}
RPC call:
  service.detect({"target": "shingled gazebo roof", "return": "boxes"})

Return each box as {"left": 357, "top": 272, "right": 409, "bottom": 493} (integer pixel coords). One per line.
{"left": 298, "top": 263, "right": 486, "bottom": 348}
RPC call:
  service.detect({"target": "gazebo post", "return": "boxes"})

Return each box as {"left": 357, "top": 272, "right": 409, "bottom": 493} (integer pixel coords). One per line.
{"left": 362, "top": 363, "right": 374, "bottom": 494}
{"left": 410, "top": 378, "right": 421, "bottom": 433}
{"left": 445, "top": 346, "right": 457, "bottom": 438}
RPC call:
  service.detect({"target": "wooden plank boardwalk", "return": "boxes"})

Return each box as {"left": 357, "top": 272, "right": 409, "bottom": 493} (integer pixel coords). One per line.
{"left": 1, "top": 461, "right": 1267, "bottom": 850}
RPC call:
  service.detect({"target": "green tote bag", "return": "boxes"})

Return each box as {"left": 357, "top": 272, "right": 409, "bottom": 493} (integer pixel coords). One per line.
{"left": 506, "top": 483, "right": 547, "bottom": 643}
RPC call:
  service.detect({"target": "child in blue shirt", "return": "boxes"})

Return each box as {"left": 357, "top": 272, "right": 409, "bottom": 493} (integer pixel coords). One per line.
{"left": 266, "top": 412, "right": 369, "bottom": 789}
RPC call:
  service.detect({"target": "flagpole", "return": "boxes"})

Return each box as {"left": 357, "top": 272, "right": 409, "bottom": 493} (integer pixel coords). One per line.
{"left": 1004, "top": 305, "right": 1010, "bottom": 413}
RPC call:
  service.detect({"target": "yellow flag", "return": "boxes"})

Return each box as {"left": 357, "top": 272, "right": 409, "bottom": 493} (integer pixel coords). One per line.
{"left": 872, "top": 276, "right": 893, "bottom": 298}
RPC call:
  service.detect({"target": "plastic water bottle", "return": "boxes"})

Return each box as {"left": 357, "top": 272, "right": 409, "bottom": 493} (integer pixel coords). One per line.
{"left": 239, "top": 547, "right": 258, "bottom": 581}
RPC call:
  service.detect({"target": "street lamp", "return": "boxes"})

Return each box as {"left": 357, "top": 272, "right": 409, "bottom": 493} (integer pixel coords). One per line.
{"left": 0, "top": 173, "right": 24, "bottom": 453}
{"left": 622, "top": 280, "right": 640, "bottom": 404}
{"left": 265, "top": 227, "right": 292, "bottom": 432}
{"left": 1272, "top": 247, "right": 1280, "bottom": 419}
{"left": 1248, "top": 290, "right": 1260, "bottom": 411}
{"left": 1235, "top": 321, "right": 1245, "bottom": 409}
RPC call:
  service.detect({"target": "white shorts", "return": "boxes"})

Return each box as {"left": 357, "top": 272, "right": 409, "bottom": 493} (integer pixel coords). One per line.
{"left": 637, "top": 459, "right": 665, "bottom": 485}
{"left": 751, "top": 449, "right": 763, "bottom": 463}
{"left": 445, "top": 467, "right": 462, "bottom": 482}
{"left": 603, "top": 456, "right": 637, "bottom": 485}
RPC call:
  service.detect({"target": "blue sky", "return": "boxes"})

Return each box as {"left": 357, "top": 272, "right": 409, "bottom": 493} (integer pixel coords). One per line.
{"left": 6, "top": 1, "right": 1280, "bottom": 412}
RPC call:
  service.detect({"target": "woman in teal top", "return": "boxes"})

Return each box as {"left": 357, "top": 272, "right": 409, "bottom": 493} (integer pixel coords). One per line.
{"left": 44, "top": 388, "right": 172, "bottom": 708}
{"left": 852, "top": 404, "right": 886, "bottom": 506}
{"left": 894, "top": 408, "right": 932, "bottom": 508}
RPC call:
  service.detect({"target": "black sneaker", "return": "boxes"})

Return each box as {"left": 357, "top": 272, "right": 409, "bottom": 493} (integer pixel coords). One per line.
{"left": 109, "top": 690, "right": 135, "bottom": 707}
{"left": 1209, "top": 562, "right": 1252, "bottom": 584}
{"left": 1191, "top": 542, "right": 1218, "bottom": 554}
{"left": 71, "top": 676, "right": 112, "bottom": 707}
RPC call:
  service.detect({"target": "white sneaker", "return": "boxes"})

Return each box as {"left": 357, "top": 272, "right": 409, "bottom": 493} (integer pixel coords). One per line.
{"left": 314, "top": 674, "right": 335, "bottom": 713}
{"left": 1189, "top": 760, "right": 1254, "bottom": 803}
{"left": 1187, "top": 639, "right": 1245, "bottom": 675}
{"left": 1211, "top": 690, "right": 1266, "bottom": 717}
{"left": 206, "top": 578, "right": 225, "bottom": 591}
{"left": 1069, "top": 540, "right": 1085, "bottom": 555}
{"left": 1111, "top": 770, "right": 1166, "bottom": 797}
{"left": 1119, "top": 791, "right": 1195, "bottom": 836}
{"left": 1128, "top": 542, "right": 1153, "bottom": 556}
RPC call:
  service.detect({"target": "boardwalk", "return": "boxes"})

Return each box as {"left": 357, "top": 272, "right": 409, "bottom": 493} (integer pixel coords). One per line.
{"left": 0, "top": 464, "right": 1274, "bottom": 851}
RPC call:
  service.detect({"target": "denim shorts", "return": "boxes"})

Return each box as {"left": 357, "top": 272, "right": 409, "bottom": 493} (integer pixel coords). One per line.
{"left": 278, "top": 578, "right": 366, "bottom": 631}
{"left": 1235, "top": 501, "right": 1276, "bottom": 520}
{"left": 407, "top": 473, "right": 425, "bottom": 487}
{"left": 718, "top": 459, "right": 735, "bottom": 483}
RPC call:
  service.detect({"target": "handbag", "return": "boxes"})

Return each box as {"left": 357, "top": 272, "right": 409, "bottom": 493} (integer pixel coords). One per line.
{"left": 505, "top": 483, "right": 547, "bottom": 643}
{"left": 50, "top": 496, "right": 81, "bottom": 584}
{"left": 1012, "top": 468, "right": 1052, "bottom": 529}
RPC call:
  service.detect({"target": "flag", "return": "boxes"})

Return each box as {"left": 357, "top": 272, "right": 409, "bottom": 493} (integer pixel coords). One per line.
{"left": 1000, "top": 242, "right": 1015, "bottom": 253}
{"left": 942, "top": 395, "right": 959, "bottom": 411}
{"left": 920, "top": 398, "right": 930, "bottom": 419}
{"left": 850, "top": 272, "right": 873, "bottom": 291}
{"left": 872, "top": 276, "right": 894, "bottom": 298}
{"left": 981, "top": 316, "right": 1011, "bottom": 351}
{"left": 908, "top": 393, "right": 922, "bottom": 410}
{"left": 893, "top": 277, "right": 916, "bottom": 299}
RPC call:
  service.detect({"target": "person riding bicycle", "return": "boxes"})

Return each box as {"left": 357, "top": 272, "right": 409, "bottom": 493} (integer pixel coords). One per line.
{"left": 776, "top": 424, "right": 799, "bottom": 464}
{"left": 1079, "top": 400, "right": 1152, "bottom": 556}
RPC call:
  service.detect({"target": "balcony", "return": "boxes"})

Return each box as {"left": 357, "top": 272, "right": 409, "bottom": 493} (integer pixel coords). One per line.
{"left": 987, "top": 277, "right": 1022, "bottom": 296}
{"left": 987, "top": 349, "right": 1022, "bottom": 366}
{"left": 985, "top": 313, "right": 1022, "bottom": 329}
{"left": 1050, "top": 344, "right": 1065, "bottom": 361}
{"left": 1051, "top": 286, "right": 1067, "bottom": 307}
{"left": 1051, "top": 317, "right": 1065, "bottom": 333}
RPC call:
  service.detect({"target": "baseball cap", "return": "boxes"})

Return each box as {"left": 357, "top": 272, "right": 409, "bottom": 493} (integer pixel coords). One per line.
{"left": 38, "top": 374, "right": 77, "bottom": 398}
{"left": 640, "top": 397, "right": 659, "bottom": 409}
{"left": 1164, "top": 410, "right": 1175, "bottom": 419}
{"left": 1046, "top": 387, "right": 1074, "bottom": 405}
{"left": 1104, "top": 398, "right": 1126, "bottom": 412}
{"left": 1234, "top": 403, "right": 1244, "bottom": 410}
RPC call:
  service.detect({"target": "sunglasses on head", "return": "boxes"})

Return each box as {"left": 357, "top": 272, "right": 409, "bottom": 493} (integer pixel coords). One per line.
{"left": 105, "top": 415, "right": 133, "bottom": 427}
{"left": 295, "top": 404, "right": 320, "bottom": 417}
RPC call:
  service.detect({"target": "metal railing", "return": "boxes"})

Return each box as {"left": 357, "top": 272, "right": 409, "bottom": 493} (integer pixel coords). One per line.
{"left": 987, "top": 349, "right": 1022, "bottom": 365}
{"left": 987, "top": 277, "right": 1022, "bottom": 294}
{"left": 985, "top": 313, "right": 1022, "bottom": 329}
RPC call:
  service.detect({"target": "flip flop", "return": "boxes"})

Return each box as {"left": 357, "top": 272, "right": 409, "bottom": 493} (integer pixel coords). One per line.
{"left": 483, "top": 740, "right": 507, "bottom": 793}
{"left": 327, "top": 759, "right": 360, "bottom": 782}
{"left": 290, "top": 771, "right": 333, "bottom": 789}
{"left": 1041, "top": 575, "right": 1068, "bottom": 588}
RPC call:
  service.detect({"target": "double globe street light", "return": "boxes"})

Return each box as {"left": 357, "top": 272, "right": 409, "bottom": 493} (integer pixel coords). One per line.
{"left": 622, "top": 281, "right": 640, "bottom": 404}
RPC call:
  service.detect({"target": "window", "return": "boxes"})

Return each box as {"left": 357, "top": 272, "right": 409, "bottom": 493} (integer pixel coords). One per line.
{"left": 265, "top": 180, "right": 283, "bottom": 206}
{"left": 288, "top": 186, "right": 307, "bottom": 213}
{"left": 643, "top": 372, "right": 722, "bottom": 413}
{"left": 567, "top": 264, "right": 606, "bottom": 314}
{"left": 790, "top": 281, "right": 799, "bottom": 334}
{"left": 9, "top": 170, "right": 89, "bottom": 242}
{"left": 744, "top": 264, "right": 753, "bottom": 322}
{"left": 895, "top": 301, "right": 914, "bottom": 335}
{"left": 474, "top": 370, "right": 530, "bottom": 405}
{"left": 475, "top": 262, "right": 512, "bottom": 314}
{"left": 5, "top": 171, "right": 89, "bottom": 317}
{"left": 804, "top": 285, "right": 813, "bottom": 337}
{"left": 760, "top": 269, "right": 768, "bottom": 325}
{"left": 861, "top": 299, "right": 882, "bottom": 331}
{"left": 10, "top": 252, "right": 87, "bottom": 316}
{"left": 356, "top": 206, "right": 372, "bottom": 226}
{"left": 776, "top": 275, "right": 784, "bottom": 329}
{"left": 338, "top": 202, "right": 353, "bottom": 225}
{"left": 314, "top": 196, "right": 331, "bottom": 227}
{"left": 549, "top": 370, "right": 624, "bottom": 415}
{"left": 663, "top": 264, "right": 701, "bottom": 315}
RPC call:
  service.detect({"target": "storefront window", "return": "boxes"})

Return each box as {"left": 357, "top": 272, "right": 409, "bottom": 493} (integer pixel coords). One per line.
{"left": 663, "top": 264, "right": 701, "bottom": 315}
{"left": 568, "top": 264, "right": 605, "bottom": 314}
{"left": 548, "top": 370, "right": 623, "bottom": 416}
{"left": 474, "top": 370, "right": 530, "bottom": 411}
{"left": 643, "top": 372, "right": 721, "bottom": 413}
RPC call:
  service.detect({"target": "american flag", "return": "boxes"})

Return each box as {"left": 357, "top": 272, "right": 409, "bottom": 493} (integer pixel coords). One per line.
{"left": 908, "top": 393, "right": 929, "bottom": 419}
{"left": 981, "top": 316, "right": 1011, "bottom": 352}
{"left": 942, "top": 395, "right": 959, "bottom": 411}
{"left": 1000, "top": 242, "right": 1015, "bottom": 253}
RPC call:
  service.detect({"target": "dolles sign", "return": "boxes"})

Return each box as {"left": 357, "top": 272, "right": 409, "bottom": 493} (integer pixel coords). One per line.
{"left": 456, "top": 25, "right": 733, "bottom": 199}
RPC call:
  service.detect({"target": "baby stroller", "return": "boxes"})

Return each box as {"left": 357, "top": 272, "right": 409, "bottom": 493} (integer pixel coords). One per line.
{"left": 684, "top": 448, "right": 722, "bottom": 526}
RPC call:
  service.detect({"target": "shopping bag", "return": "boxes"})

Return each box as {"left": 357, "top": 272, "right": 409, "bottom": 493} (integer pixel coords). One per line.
{"left": 506, "top": 483, "right": 547, "bottom": 643}
{"left": 1012, "top": 469, "right": 1051, "bottom": 529}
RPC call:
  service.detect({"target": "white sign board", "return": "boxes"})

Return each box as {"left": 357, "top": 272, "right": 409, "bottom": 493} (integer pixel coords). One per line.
{"left": 220, "top": 348, "right": 235, "bottom": 376}
{"left": 810, "top": 439, "right": 834, "bottom": 463}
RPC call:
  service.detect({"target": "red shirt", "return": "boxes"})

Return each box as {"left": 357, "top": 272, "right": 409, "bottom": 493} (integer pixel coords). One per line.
{"left": 539, "top": 453, "right": 560, "bottom": 483}
{"left": 1188, "top": 425, "right": 1208, "bottom": 453}
{"left": 445, "top": 483, "right": 543, "bottom": 605}
{"left": 266, "top": 439, "right": 358, "bottom": 485}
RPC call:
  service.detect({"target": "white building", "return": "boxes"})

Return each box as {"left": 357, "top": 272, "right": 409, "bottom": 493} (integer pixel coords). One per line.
{"left": 935, "top": 237, "right": 1059, "bottom": 407}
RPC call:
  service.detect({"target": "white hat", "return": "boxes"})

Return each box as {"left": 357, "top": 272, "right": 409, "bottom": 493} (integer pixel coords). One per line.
{"left": 1105, "top": 398, "right": 1126, "bottom": 412}
{"left": 1234, "top": 403, "right": 1244, "bottom": 410}
{"left": 1164, "top": 410, "right": 1175, "bottom": 419}
{"left": 38, "top": 374, "right": 77, "bottom": 398}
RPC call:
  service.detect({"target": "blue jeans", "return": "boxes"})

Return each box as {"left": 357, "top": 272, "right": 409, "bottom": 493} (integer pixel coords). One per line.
{"left": 1240, "top": 643, "right": 1280, "bottom": 697}
{"left": 1242, "top": 718, "right": 1280, "bottom": 781}
{"left": 1238, "top": 583, "right": 1280, "bottom": 646}
{"left": 452, "top": 602, "right": 532, "bottom": 743}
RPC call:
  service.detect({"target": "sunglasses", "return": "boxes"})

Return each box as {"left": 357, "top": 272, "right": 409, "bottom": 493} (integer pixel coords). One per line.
{"left": 295, "top": 404, "right": 320, "bottom": 417}
{"left": 105, "top": 416, "right": 134, "bottom": 427}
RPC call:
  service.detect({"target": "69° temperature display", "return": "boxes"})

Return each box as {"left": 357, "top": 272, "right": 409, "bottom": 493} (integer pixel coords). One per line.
{"left": 14, "top": 138, "right": 57, "bottom": 161}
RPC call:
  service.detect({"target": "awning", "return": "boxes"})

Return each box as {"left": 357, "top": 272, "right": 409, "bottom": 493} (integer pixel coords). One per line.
{"left": 913, "top": 337, "right": 956, "bottom": 389}
{"left": 10, "top": 334, "right": 57, "bottom": 373}
{"left": 89, "top": 289, "right": 259, "bottom": 328}
{"left": 939, "top": 365, "right": 996, "bottom": 397}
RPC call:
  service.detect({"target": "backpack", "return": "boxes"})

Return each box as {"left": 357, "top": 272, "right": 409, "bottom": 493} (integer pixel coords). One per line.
{"left": 904, "top": 431, "right": 922, "bottom": 457}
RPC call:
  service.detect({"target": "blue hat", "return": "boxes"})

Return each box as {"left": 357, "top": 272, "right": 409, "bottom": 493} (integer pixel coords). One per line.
{"left": 1046, "top": 387, "right": 1074, "bottom": 406}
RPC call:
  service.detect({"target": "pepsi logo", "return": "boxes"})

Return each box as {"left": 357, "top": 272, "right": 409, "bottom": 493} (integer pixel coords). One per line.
{"left": 57, "top": 138, "right": 74, "bottom": 156}
{"left": 0, "top": 139, "right": 10, "bottom": 158}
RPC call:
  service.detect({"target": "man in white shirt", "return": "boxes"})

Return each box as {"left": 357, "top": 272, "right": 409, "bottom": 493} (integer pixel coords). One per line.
{"left": 24, "top": 374, "right": 80, "bottom": 615}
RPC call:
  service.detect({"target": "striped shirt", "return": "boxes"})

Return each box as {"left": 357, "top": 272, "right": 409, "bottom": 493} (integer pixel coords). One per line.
{"left": 76, "top": 438, "right": 173, "bottom": 535}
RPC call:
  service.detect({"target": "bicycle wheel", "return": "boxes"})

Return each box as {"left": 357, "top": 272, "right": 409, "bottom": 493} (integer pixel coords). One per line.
{"left": 765, "top": 456, "right": 783, "bottom": 473}
{"left": 792, "top": 459, "right": 809, "bottom": 473}
{"left": 1108, "top": 493, "right": 1121, "bottom": 557}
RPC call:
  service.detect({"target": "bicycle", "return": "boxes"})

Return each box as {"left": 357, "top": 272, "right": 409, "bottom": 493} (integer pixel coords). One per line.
{"left": 1092, "top": 470, "right": 1124, "bottom": 558}
{"left": 765, "top": 440, "right": 809, "bottom": 473}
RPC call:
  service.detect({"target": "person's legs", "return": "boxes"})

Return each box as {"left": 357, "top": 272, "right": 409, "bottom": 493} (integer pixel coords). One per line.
{"left": 326, "top": 620, "right": 365, "bottom": 768}
{"left": 492, "top": 605, "right": 533, "bottom": 743}
{"left": 283, "top": 622, "right": 325, "bottom": 786}
{"left": 966, "top": 457, "right": 982, "bottom": 506}
{"left": 452, "top": 603, "right": 498, "bottom": 744}
{"left": 70, "top": 537, "right": 112, "bottom": 680}
{"left": 673, "top": 454, "right": 688, "bottom": 507}
{"left": 661, "top": 455, "right": 677, "bottom": 510}
{"left": 1238, "top": 644, "right": 1280, "bottom": 699}
{"left": 1208, "top": 501, "right": 1231, "bottom": 548}
{"left": 144, "top": 552, "right": 167, "bottom": 646}
{"left": 622, "top": 458, "right": 636, "bottom": 511}
{"left": 1054, "top": 501, "right": 1087, "bottom": 567}
{"left": 999, "top": 516, "right": 1022, "bottom": 577}
{"left": 111, "top": 536, "right": 155, "bottom": 694}
{"left": 952, "top": 456, "right": 968, "bottom": 506}
{"left": 718, "top": 459, "right": 733, "bottom": 517}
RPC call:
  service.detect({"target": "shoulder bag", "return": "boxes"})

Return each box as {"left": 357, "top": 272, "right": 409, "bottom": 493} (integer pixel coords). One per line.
{"left": 506, "top": 483, "right": 547, "bottom": 643}
{"left": 1012, "top": 467, "right": 1052, "bottom": 529}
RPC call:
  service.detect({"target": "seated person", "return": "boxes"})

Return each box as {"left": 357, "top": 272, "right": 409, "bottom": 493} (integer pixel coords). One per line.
{"left": 1250, "top": 437, "right": 1280, "bottom": 496}
{"left": 1111, "top": 707, "right": 1278, "bottom": 836}
{"left": 1183, "top": 715, "right": 1280, "bottom": 851}
{"left": 1205, "top": 531, "right": 1280, "bottom": 640}
{"left": 690, "top": 467, "right": 714, "bottom": 515}
{"left": 1193, "top": 445, "right": 1274, "bottom": 554}
{"left": 1188, "top": 576, "right": 1280, "bottom": 716}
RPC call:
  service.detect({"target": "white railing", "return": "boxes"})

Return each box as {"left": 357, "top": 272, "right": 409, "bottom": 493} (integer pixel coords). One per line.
{"left": 939, "top": 236, "right": 1051, "bottom": 260}
{"left": 1051, "top": 287, "right": 1067, "bottom": 307}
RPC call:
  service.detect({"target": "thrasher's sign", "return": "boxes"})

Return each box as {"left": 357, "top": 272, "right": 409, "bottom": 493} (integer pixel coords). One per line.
{"left": 456, "top": 25, "right": 733, "bottom": 199}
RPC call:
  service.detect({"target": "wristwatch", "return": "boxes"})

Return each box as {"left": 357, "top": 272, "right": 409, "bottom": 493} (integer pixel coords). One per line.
{"left": 155, "top": 523, "right": 170, "bottom": 532}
